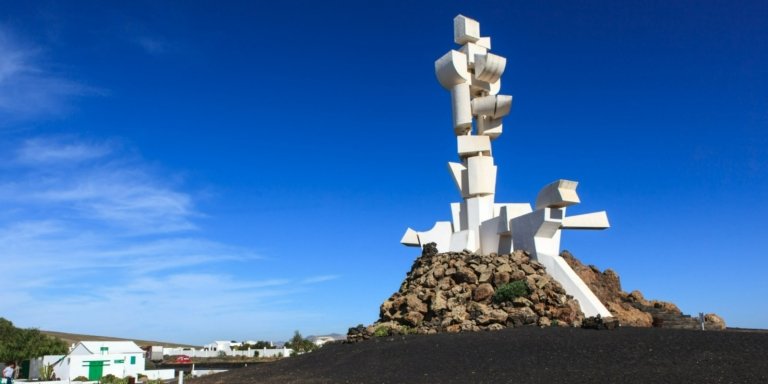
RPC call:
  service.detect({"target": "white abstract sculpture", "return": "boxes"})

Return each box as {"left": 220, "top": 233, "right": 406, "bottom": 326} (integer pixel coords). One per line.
{"left": 401, "top": 15, "right": 613, "bottom": 318}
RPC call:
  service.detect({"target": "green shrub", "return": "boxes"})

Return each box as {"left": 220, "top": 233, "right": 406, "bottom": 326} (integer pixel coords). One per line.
{"left": 373, "top": 325, "right": 391, "bottom": 337}
{"left": 285, "top": 330, "right": 318, "bottom": 353}
{"left": 493, "top": 280, "right": 530, "bottom": 303}
{"left": 39, "top": 363, "right": 54, "bottom": 380}
{"left": 73, "top": 376, "right": 90, "bottom": 382}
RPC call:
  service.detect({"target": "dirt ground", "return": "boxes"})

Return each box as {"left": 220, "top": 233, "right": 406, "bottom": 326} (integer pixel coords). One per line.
{"left": 190, "top": 327, "right": 768, "bottom": 383}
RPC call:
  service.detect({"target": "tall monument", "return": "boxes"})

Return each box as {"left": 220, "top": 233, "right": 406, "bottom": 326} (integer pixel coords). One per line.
{"left": 401, "top": 15, "right": 613, "bottom": 318}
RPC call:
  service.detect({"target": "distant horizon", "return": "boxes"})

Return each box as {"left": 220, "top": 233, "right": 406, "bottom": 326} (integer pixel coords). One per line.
{"left": 37, "top": 327, "right": 347, "bottom": 347}
{"left": 1, "top": 0, "right": 766, "bottom": 345}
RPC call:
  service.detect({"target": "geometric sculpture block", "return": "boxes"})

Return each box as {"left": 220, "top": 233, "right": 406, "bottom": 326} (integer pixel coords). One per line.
{"left": 562, "top": 211, "right": 610, "bottom": 230}
{"left": 403, "top": 14, "right": 614, "bottom": 319}
{"left": 466, "top": 156, "right": 496, "bottom": 196}
{"left": 435, "top": 50, "right": 470, "bottom": 89}
{"left": 535, "top": 179, "right": 580, "bottom": 210}
{"left": 449, "top": 229, "right": 478, "bottom": 253}
{"left": 477, "top": 115, "right": 503, "bottom": 140}
{"left": 457, "top": 135, "right": 491, "bottom": 158}
{"left": 471, "top": 95, "right": 513, "bottom": 119}
{"left": 450, "top": 202, "right": 464, "bottom": 231}
{"left": 460, "top": 43, "right": 488, "bottom": 68}
{"left": 435, "top": 50, "right": 473, "bottom": 135}
{"left": 476, "top": 36, "right": 491, "bottom": 50}
{"left": 454, "top": 14, "right": 480, "bottom": 45}
{"left": 401, "top": 222, "right": 453, "bottom": 253}
{"left": 474, "top": 53, "right": 506, "bottom": 83}
{"left": 447, "top": 162, "right": 469, "bottom": 198}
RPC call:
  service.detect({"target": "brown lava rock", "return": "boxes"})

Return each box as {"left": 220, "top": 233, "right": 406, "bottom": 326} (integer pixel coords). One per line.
{"left": 348, "top": 246, "right": 725, "bottom": 342}
{"left": 561, "top": 250, "right": 725, "bottom": 330}
{"left": 365, "top": 246, "right": 586, "bottom": 337}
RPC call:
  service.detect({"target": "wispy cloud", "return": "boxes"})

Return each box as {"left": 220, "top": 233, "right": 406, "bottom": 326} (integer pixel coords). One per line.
{"left": 0, "top": 24, "right": 340, "bottom": 343}
{"left": 3, "top": 271, "right": 326, "bottom": 343}
{"left": 302, "top": 275, "right": 340, "bottom": 284}
{"left": 0, "top": 136, "right": 223, "bottom": 277}
{"left": 133, "top": 36, "right": 169, "bottom": 55}
{"left": 4, "top": 137, "right": 196, "bottom": 233}
{"left": 0, "top": 26, "right": 91, "bottom": 123}
{"left": 0, "top": 136, "right": 338, "bottom": 343}
{"left": 16, "top": 137, "right": 110, "bottom": 164}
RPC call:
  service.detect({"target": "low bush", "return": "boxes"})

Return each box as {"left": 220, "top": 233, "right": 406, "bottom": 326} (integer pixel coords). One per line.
{"left": 373, "top": 325, "right": 391, "bottom": 337}
{"left": 493, "top": 280, "right": 530, "bottom": 303}
{"left": 73, "top": 376, "right": 89, "bottom": 382}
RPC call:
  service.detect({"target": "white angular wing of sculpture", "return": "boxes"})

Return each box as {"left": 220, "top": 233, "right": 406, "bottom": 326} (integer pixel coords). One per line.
{"left": 402, "top": 15, "right": 613, "bottom": 318}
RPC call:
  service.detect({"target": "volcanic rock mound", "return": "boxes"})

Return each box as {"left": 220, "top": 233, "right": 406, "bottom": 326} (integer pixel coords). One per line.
{"left": 348, "top": 245, "right": 724, "bottom": 341}
{"left": 350, "top": 244, "right": 584, "bottom": 340}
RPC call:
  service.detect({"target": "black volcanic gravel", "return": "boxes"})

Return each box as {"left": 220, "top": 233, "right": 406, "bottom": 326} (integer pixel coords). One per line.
{"left": 190, "top": 327, "right": 768, "bottom": 384}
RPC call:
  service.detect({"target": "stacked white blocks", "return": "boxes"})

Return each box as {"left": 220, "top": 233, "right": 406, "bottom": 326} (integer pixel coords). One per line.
{"left": 401, "top": 15, "right": 613, "bottom": 318}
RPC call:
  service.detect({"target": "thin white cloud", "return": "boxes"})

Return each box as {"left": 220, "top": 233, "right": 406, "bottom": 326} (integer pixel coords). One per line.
{"left": 302, "top": 275, "right": 340, "bottom": 284}
{"left": 5, "top": 137, "right": 197, "bottom": 233}
{"left": 0, "top": 136, "right": 340, "bottom": 343}
{"left": 0, "top": 25, "right": 341, "bottom": 344}
{"left": 0, "top": 137, "right": 230, "bottom": 286}
{"left": 133, "top": 36, "right": 169, "bottom": 55}
{"left": 5, "top": 273, "right": 328, "bottom": 343}
{"left": 0, "top": 26, "right": 91, "bottom": 123}
{"left": 16, "top": 137, "right": 110, "bottom": 164}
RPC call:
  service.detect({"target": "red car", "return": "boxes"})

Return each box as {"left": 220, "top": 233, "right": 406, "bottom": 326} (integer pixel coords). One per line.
{"left": 175, "top": 355, "right": 192, "bottom": 364}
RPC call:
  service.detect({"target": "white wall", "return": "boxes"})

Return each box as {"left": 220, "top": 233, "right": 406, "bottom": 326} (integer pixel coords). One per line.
{"left": 139, "top": 369, "right": 175, "bottom": 380}
{"left": 163, "top": 347, "right": 292, "bottom": 358}
{"left": 28, "top": 355, "right": 65, "bottom": 380}
{"left": 258, "top": 347, "right": 292, "bottom": 358}
{"left": 192, "top": 369, "right": 227, "bottom": 377}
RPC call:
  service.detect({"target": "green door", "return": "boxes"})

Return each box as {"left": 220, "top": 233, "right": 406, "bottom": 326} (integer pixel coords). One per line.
{"left": 20, "top": 360, "right": 30, "bottom": 379}
{"left": 88, "top": 361, "right": 104, "bottom": 381}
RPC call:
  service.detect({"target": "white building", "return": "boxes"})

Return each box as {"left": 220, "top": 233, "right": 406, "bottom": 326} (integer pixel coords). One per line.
{"left": 164, "top": 341, "right": 292, "bottom": 359}
{"left": 202, "top": 340, "right": 234, "bottom": 353}
{"left": 52, "top": 341, "right": 146, "bottom": 381}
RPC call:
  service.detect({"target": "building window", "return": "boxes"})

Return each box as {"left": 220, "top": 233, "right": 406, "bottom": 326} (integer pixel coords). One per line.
{"left": 130, "top": 356, "right": 136, "bottom": 365}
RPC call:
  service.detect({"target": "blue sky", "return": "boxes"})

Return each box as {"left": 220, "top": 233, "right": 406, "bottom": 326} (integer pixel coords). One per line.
{"left": 1, "top": 1, "right": 766, "bottom": 344}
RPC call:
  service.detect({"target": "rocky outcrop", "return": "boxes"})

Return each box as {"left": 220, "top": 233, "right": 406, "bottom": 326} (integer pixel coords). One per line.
{"left": 347, "top": 245, "right": 585, "bottom": 341}
{"left": 348, "top": 246, "right": 725, "bottom": 341}
{"left": 561, "top": 250, "right": 726, "bottom": 330}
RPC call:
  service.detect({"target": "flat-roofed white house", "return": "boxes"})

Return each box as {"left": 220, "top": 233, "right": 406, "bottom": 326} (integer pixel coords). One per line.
{"left": 202, "top": 340, "right": 234, "bottom": 352}
{"left": 52, "top": 341, "right": 146, "bottom": 381}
